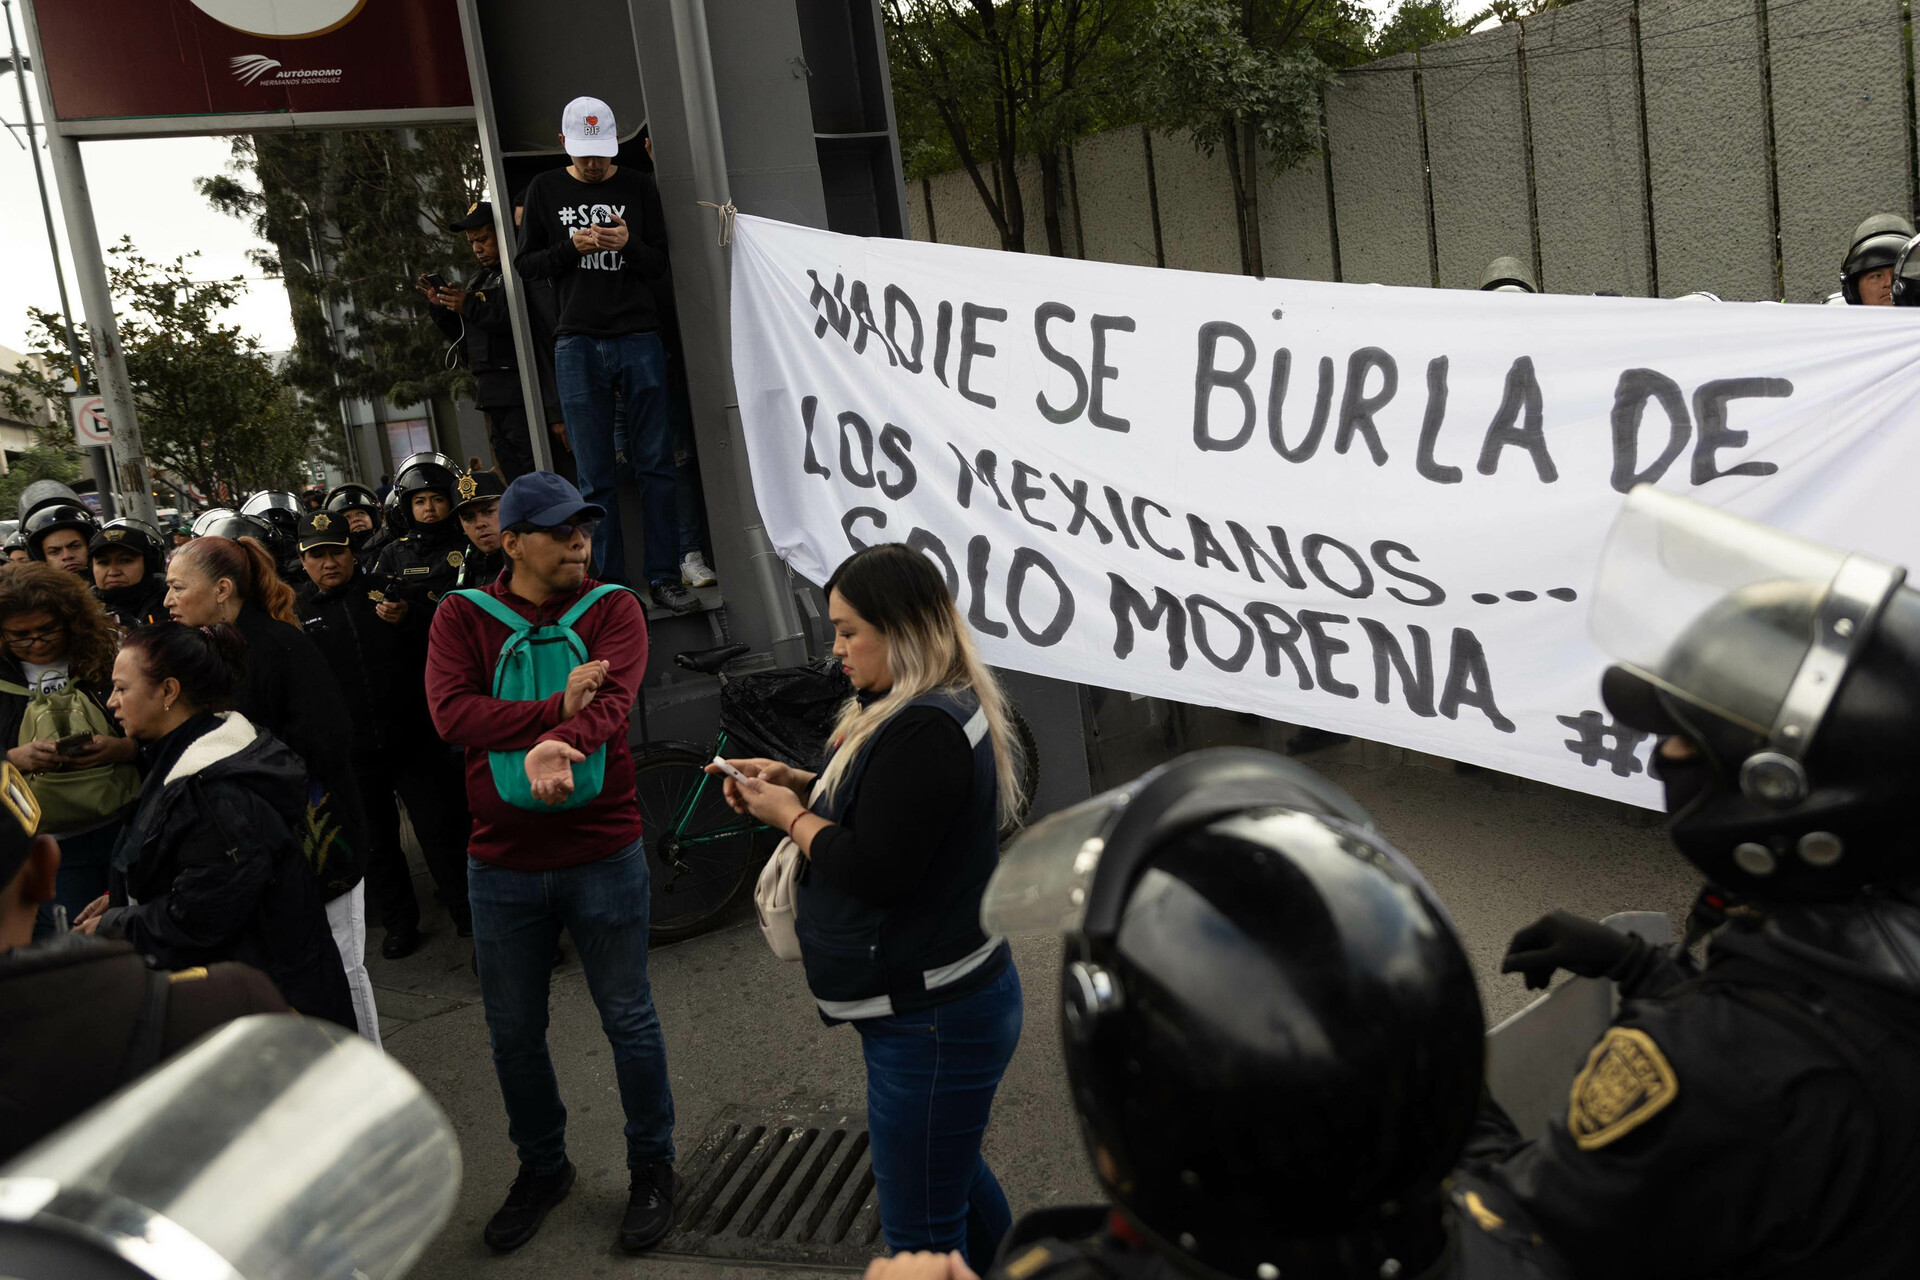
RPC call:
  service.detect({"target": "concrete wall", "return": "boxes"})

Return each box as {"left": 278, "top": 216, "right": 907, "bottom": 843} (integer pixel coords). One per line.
{"left": 905, "top": 0, "right": 1918, "bottom": 304}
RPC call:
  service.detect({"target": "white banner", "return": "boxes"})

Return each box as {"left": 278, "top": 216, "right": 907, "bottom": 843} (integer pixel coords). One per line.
{"left": 729, "top": 214, "right": 1920, "bottom": 806}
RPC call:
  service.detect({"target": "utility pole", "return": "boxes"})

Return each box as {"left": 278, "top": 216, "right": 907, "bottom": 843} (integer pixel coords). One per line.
{"left": 1, "top": 0, "right": 115, "bottom": 516}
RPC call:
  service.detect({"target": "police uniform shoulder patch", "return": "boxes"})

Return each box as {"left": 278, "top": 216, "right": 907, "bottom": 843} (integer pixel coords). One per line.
{"left": 1567, "top": 1026, "right": 1678, "bottom": 1150}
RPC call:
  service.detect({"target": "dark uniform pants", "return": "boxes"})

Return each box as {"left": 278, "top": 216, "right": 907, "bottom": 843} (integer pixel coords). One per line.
{"left": 357, "top": 746, "right": 472, "bottom": 934}
{"left": 484, "top": 403, "right": 538, "bottom": 482}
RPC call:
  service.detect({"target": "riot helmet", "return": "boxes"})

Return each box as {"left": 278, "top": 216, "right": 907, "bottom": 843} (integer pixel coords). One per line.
{"left": 1840, "top": 213, "right": 1913, "bottom": 304}
{"left": 394, "top": 451, "right": 459, "bottom": 532}
{"left": 24, "top": 502, "right": 101, "bottom": 565}
{"left": 89, "top": 517, "right": 167, "bottom": 577}
{"left": 1591, "top": 486, "right": 1918, "bottom": 900}
{"left": 1891, "top": 233, "right": 1920, "bottom": 307}
{"left": 190, "top": 507, "right": 237, "bottom": 539}
{"left": 2, "top": 530, "right": 28, "bottom": 561}
{"left": 324, "top": 482, "right": 381, "bottom": 523}
{"left": 239, "top": 491, "right": 301, "bottom": 569}
{"left": 983, "top": 749, "right": 1485, "bottom": 1280}
{"left": 380, "top": 485, "right": 409, "bottom": 537}
{"left": 191, "top": 510, "right": 275, "bottom": 546}
{"left": 1478, "top": 255, "right": 1536, "bottom": 293}
{"left": 16, "top": 479, "right": 82, "bottom": 524}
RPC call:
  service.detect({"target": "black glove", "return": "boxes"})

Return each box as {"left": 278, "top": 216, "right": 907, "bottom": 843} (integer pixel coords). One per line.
{"left": 1500, "top": 910, "right": 1640, "bottom": 990}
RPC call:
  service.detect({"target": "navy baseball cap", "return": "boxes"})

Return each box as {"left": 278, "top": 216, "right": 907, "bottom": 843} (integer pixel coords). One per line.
{"left": 499, "top": 471, "right": 606, "bottom": 530}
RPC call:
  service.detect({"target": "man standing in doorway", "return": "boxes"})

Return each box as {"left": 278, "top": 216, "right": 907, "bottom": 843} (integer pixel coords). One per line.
{"left": 427, "top": 471, "right": 678, "bottom": 1255}
{"left": 515, "top": 95, "right": 698, "bottom": 615}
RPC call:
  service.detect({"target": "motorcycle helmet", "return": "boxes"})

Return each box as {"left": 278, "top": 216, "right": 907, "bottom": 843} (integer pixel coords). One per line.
{"left": 88, "top": 517, "right": 167, "bottom": 577}
{"left": 1592, "top": 486, "right": 1917, "bottom": 900}
{"left": 24, "top": 502, "right": 101, "bottom": 563}
{"left": 1478, "top": 255, "right": 1536, "bottom": 293}
{"left": 1840, "top": 213, "right": 1913, "bottom": 304}
{"left": 983, "top": 749, "right": 1485, "bottom": 1280}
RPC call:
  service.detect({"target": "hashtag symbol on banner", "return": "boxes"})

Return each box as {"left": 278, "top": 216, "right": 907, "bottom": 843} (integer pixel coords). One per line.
{"left": 1556, "top": 710, "right": 1652, "bottom": 777}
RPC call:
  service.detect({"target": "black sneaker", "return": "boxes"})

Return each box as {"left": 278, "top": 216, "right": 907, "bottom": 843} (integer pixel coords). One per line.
{"left": 483, "top": 1159, "right": 576, "bottom": 1252}
{"left": 380, "top": 924, "right": 422, "bottom": 960}
{"left": 650, "top": 579, "right": 700, "bottom": 615}
{"left": 619, "top": 1162, "right": 680, "bottom": 1253}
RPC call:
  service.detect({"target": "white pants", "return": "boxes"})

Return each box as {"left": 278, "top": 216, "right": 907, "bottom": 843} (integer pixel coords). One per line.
{"left": 325, "top": 882, "right": 382, "bottom": 1049}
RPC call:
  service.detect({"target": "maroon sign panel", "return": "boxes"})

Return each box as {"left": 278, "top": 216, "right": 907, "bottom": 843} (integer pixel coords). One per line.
{"left": 35, "top": 0, "right": 472, "bottom": 121}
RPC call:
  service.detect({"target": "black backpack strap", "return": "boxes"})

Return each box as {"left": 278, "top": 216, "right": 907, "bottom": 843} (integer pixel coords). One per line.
{"left": 114, "top": 966, "right": 173, "bottom": 1085}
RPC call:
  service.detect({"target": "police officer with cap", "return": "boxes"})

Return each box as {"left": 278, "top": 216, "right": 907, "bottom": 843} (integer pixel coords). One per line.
{"left": 19, "top": 481, "right": 99, "bottom": 580}
{"left": 88, "top": 517, "right": 168, "bottom": 631}
{"left": 294, "top": 509, "right": 472, "bottom": 957}
{"left": 372, "top": 451, "right": 469, "bottom": 625}
{"left": 1463, "top": 487, "right": 1920, "bottom": 1278}
{"left": 0, "top": 757, "right": 287, "bottom": 1164}
{"left": 1480, "top": 255, "right": 1538, "bottom": 293}
{"left": 324, "top": 482, "right": 384, "bottom": 556}
{"left": 453, "top": 469, "right": 508, "bottom": 590}
{"left": 422, "top": 201, "right": 552, "bottom": 481}
{"left": 1839, "top": 212, "right": 1913, "bottom": 305}
{"left": 894, "top": 749, "right": 1566, "bottom": 1280}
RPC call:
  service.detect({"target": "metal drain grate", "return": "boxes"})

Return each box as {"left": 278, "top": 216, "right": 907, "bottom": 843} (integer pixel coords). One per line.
{"left": 658, "top": 1104, "right": 885, "bottom": 1267}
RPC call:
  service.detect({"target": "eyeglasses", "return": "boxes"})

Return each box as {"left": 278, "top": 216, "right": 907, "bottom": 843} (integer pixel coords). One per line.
{"left": 512, "top": 521, "right": 598, "bottom": 542}
{"left": 3, "top": 625, "right": 65, "bottom": 647}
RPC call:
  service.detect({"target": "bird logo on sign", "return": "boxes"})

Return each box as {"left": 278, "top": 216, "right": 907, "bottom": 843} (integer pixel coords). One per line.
{"left": 230, "top": 54, "right": 282, "bottom": 85}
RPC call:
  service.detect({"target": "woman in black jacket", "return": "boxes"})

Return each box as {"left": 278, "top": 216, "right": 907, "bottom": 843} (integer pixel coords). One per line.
{"left": 165, "top": 534, "right": 377, "bottom": 1041}
{"left": 716, "top": 544, "right": 1028, "bottom": 1268}
{"left": 73, "top": 622, "right": 353, "bottom": 1030}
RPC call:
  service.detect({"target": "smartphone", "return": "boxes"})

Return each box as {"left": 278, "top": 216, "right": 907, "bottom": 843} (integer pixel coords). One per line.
{"left": 422, "top": 272, "right": 449, "bottom": 290}
{"left": 710, "top": 755, "right": 750, "bottom": 783}
{"left": 55, "top": 731, "right": 93, "bottom": 757}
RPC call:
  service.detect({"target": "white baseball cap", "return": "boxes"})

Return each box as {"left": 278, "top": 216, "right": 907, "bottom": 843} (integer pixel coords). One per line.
{"left": 561, "top": 95, "right": 619, "bottom": 158}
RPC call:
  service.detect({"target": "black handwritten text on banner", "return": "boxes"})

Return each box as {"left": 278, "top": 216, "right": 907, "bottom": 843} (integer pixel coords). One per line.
{"left": 728, "top": 215, "right": 1920, "bottom": 805}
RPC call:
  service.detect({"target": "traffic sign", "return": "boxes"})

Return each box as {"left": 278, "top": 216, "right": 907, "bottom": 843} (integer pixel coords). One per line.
{"left": 69, "top": 394, "right": 110, "bottom": 449}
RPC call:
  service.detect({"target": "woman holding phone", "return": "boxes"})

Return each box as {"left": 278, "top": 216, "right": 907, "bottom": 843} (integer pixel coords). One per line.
{"left": 0, "top": 563, "right": 140, "bottom": 935}
{"left": 711, "top": 543, "right": 1027, "bottom": 1268}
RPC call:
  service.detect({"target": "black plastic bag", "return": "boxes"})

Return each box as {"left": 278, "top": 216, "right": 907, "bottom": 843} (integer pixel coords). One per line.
{"left": 719, "top": 658, "right": 852, "bottom": 772}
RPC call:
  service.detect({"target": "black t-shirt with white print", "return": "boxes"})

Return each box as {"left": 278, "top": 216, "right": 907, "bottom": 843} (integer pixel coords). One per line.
{"left": 514, "top": 165, "right": 670, "bottom": 338}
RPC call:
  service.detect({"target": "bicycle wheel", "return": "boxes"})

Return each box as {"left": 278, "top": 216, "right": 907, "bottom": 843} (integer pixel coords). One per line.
{"left": 1001, "top": 703, "right": 1042, "bottom": 843}
{"left": 634, "top": 745, "right": 772, "bottom": 944}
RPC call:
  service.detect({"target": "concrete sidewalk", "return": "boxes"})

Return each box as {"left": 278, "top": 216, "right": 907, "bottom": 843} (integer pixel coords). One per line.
{"left": 373, "top": 756, "right": 1695, "bottom": 1280}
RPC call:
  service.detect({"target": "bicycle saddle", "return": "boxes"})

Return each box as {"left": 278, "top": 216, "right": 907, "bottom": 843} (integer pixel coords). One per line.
{"left": 675, "top": 642, "right": 752, "bottom": 674}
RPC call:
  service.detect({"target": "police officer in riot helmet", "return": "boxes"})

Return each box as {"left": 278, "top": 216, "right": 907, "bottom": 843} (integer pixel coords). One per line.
{"left": 1888, "top": 232, "right": 1920, "bottom": 307}
{"left": 239, "top": 490, "right": 304, "bottom": 581}
{"left": 88, "top": 517, "right": 169, "bottom": 631}
{"left": 452, "top": 469, "right": 507, "bottom": 590}
{"left": 892, "top": 749, "right": 1566, "bottom": 1280}
{"left": 23, "top": 505, "right": 100, "bottom": 581}
{"left": 1479, "top": 256, "right": 1537, "bottom": 294}
{"left": 1463, "top": 487, "right": 1920, "bottom": 1279}
{"left": 1839, "top": 212, "right": 1913, "bottom": 305}
{"left": 3, "top": 531, "right": 29, "bottom": 565}
{"left": 324, "top": 482, "right": 384, "bottom": 556}
{"left": 190, "top": 509, "right": 275, "bottom": 548}
{"left": 372, "top": 452, "right": 468, "bottom": 625}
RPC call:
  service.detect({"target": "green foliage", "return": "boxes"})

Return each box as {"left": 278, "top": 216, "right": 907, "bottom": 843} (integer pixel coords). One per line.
{"left": 198, "top": 128, "right": 485, "bottom": 421}
{"left": 1372, "top": 0, "right": 1466, "bottom": 55}
{"left": 0, "top": 446, "right": 83, "bottom": 518}
{"left": 0, "top": 242, "right": 323, "bottom": 503}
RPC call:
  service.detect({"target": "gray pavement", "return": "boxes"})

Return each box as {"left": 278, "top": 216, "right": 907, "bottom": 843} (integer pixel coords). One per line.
{"left": 375, "top": 756, "right": 1695, "bottom": 1279}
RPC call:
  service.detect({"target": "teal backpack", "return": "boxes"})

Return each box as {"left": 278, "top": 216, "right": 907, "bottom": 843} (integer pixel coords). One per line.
{"left": 448, "top": 585, "right": 630, "bottom": 811}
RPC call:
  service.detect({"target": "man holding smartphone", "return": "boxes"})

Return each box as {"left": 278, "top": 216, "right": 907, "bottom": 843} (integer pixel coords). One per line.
{"left": 420, "top": 202, "right": 552, "bottom": 481}
{"left": 514, "top": 95, "right": 698, "bottom": 615}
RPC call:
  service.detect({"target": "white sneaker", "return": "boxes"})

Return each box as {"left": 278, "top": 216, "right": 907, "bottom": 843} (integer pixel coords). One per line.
{"left": 681, "top": 550, "right": 717, "bottom": 588}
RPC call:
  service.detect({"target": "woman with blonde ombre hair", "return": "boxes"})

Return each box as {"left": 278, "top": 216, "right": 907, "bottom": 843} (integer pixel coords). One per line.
{"left": 715, "top": 542, "right": 1026, "bottom": 1267}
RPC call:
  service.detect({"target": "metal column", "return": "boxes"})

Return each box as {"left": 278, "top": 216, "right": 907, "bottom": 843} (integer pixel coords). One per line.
{"left": 661, "top": 0, "right": 808, "bottom": 667}
{"left": 453, "top": 0, "right": 554, "bottom": 474}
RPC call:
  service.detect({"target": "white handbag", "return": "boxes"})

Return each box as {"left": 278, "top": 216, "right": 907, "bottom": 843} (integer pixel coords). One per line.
{"left": 755, "top": 779, "right": 822, "bottom": 961}
{"left": 755, "top": 835, "right": 804, "bottom": 961}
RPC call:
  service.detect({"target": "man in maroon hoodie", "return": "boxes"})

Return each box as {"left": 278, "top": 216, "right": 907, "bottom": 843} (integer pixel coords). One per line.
{"left": 427, "top": 471, "right": 677, "bottom": 1256}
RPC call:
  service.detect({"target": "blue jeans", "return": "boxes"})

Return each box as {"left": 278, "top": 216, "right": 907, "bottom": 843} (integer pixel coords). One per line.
{"left": 34, "top": 823, "right": 120, "bottom": 941}
{"left": 614, "top": 365, "right": 705, "bottom": 560}
{"left": 553, "top": 331, "right": 676, "bottom": 585}
{"left": 468, "top": 837, "right": 675, "bottom": 1172}
{"left": 855, "top": 962, "right": 1023, "bottom": 1267}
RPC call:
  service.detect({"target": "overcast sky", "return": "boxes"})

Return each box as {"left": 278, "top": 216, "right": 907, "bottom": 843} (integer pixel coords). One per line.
{"left": 2, "top": 0, "right": 1408, "bottom": 358}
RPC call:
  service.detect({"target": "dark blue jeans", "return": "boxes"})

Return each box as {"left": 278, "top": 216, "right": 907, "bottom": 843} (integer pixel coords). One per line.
{"left": 469, "top": 836, "right": 675, "bottom": 1172}
{"left": 553, "top": 331, "right": 676, "bottom": 585}
{"left": 855, "top": 962, "right": 1023, "bottom": 1267}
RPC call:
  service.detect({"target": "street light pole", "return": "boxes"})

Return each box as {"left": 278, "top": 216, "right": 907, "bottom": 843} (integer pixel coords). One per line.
{"left": 1, "top": 0, "right": 115, "bottom": 516}
{"left": 15, "top": 0, "right": 154, "bottom": 525}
